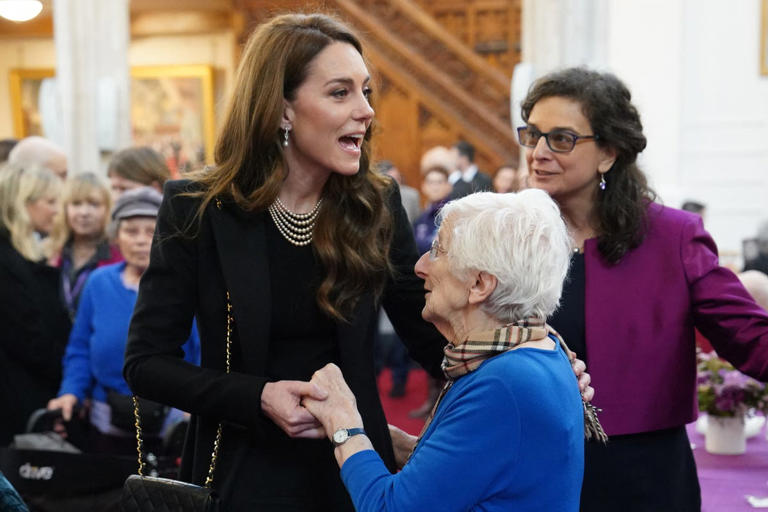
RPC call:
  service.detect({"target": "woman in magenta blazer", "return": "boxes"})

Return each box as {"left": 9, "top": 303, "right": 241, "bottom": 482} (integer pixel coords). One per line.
{"left": 517, "top": 67, "right": 768, "bottom": 511}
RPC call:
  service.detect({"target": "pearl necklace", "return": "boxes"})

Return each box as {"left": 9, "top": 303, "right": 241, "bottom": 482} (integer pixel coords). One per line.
{"left": 267, "top": 197, "right": 323, "bottom": 246}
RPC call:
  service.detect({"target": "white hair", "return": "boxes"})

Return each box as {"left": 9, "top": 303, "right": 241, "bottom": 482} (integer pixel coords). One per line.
{"left": 437, "top": 189, "right": 571, "bottom": 322}
{"left": 8, "top": 136, "right": 66, "bottom": 172}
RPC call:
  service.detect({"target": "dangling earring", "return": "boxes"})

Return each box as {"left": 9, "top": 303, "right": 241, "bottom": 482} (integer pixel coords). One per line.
{"left": 282, "top": 127, "right": 290, "bottom": 147}
{"left": 599, "top": 174, "right": 606, "bottom": 191}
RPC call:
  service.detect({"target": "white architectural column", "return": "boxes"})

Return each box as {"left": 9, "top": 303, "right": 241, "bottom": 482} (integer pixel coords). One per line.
{"left": 53, "top": 0, "right": 131, "bottom": 175}
{"left": 520, "top": 0, "right": 611, "bottom": 75}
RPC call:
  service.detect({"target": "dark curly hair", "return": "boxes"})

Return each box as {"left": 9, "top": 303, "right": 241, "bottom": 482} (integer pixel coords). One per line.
{"left": 521, "top": 67, "right": 655, "bottom": 264}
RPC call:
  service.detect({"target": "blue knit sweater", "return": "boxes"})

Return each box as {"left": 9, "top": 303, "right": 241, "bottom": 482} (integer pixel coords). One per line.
{"left": 341, "top": 340, "right": 584, "bottom": 511}
{"left": 58, "top": 262, "right": 199, "bottom": 403}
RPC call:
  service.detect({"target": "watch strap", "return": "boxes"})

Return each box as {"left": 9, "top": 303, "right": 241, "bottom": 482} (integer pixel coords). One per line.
{"left": 344, "top": 427, "right": 365, "bottom": 438}
{"left": 333, "top": 427, "right": 366, "bottom": 446}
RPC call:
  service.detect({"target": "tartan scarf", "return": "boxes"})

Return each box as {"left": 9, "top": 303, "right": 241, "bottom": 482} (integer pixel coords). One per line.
{"left": 412, "top": 317, "right": 607, "bottom": 460}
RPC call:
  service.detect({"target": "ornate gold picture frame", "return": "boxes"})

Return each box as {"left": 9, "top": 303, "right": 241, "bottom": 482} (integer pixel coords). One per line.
{"left": 9, "top": 68, "right": 54, "bottom": 139}
{"left": 8, "top": 64, "right": 216, "bottom": 170}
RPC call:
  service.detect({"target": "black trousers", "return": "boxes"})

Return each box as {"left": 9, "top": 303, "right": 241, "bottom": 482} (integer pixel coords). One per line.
{"left": 581, "top": 426, "right": 701, "bottom": 512}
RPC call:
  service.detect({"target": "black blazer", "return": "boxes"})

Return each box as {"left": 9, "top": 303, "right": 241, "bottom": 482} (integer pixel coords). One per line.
{"left": 450, "top": 170, "right": 493, "bottom": 199}
{"left": 124, "top": 180, "right": 445, "bottom": 491}
{"left": 0, "top": 234, "right": 70, "bottom": 445}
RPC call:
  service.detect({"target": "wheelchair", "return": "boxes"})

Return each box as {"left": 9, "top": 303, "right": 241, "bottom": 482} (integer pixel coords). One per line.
{"left": 0, "top": 407, "right": 188, "bottom": 512}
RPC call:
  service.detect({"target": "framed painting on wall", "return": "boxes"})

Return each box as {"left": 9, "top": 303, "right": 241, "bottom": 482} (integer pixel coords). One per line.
{"left": 130, "top": 65, "right": 216, "bottom": 173}
{"left": 8, "top": 64, "right": 216, "bottom": 173}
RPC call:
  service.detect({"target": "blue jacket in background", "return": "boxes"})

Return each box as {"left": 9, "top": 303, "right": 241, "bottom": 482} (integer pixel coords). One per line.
{"left": 58, "top": 262, "right": 199, "bottom": 403}
{"left": 412, "top": 199, "right": 448, "bottom": 256}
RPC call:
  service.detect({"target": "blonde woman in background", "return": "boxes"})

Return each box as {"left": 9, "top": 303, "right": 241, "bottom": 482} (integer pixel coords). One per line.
{"left": 48, "top": 173, "right": 122, "bottom": 320}
{"left": 107, "top": 146, "right": 170, "bottom": 201}
{"left": 0, "top": 164, "right": 70, "bottom": 446}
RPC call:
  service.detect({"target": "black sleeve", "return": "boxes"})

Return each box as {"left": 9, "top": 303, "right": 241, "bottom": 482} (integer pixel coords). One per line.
{"left": 0, "top": 251, "right": 67, "bottom": 378}
{"left": 123, "top": 181, "right": 265, "bottom": 427}
{"left": 380, "top": 181, "right": 446, "bottom": 378}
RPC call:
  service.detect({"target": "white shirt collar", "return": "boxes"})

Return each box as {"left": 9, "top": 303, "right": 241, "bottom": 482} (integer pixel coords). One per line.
{"left": 462, "top": 165, "right": 478, "bottom": 182}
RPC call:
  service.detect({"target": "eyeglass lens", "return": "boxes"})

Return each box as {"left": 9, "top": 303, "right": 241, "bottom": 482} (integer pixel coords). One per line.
{"left": 430, "top": 239, "right": 438, "bottom": 259}
{"left": 518, "top": 127, "right": 576, "bottom": 152}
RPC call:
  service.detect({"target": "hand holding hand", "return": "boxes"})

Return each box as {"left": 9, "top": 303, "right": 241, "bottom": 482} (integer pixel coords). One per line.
{"left": 303, "top": 363, "right": 363, "bottom": 438}
{"left": 388, "top": 424, "right": 417, "bottom": 470}
{"left": 261, "top": 380, "right": 328, "bottom": 438}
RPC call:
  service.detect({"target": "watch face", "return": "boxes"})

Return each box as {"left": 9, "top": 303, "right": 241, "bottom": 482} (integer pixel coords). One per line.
{"left": 333, "top": 429, "right": 349, "bottom": 445}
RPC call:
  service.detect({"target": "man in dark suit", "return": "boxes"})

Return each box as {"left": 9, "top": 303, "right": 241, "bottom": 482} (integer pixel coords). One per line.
{"left": 449, "top": 140, "right": 492, "bottom": 199}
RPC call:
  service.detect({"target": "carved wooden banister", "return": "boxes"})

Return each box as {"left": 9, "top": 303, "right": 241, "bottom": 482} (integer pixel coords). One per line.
{"left": 332, "top": 0, "right": 516, "bottom": 162}
{"left": 383, "top": 0, "right": 510, "bottom": 91}
{"left": 364, "top": 34, "right": 514, "bottom": 164}
{"left": 332, "top": 0, "right": 512, "bottom": 126}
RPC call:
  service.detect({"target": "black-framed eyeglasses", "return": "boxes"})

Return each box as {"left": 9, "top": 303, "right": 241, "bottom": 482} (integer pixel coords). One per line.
{"left": 516, "top": 126, "right": 599, "bottom": 153}
{"left": 429, "top": 238, "right": 446, "bottom": 260}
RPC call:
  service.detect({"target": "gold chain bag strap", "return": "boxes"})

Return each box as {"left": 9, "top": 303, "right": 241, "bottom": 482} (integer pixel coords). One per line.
{"left": 119, "top": 292, "right": 234, "bottom": 512}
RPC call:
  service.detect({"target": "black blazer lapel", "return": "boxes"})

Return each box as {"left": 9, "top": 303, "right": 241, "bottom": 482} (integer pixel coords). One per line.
{"left": 335, "top": 295, "right": 398, "bottom": 470}
{"left": 335, "top": 295, "right": 376, "bottom": 388}
{"left": 207, "top": 202, "right": 271, "bottom": 374}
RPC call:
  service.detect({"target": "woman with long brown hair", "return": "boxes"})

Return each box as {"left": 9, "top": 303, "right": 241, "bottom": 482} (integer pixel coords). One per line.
{"left": 122, "top": 13, "right": 447, "bottom": 510}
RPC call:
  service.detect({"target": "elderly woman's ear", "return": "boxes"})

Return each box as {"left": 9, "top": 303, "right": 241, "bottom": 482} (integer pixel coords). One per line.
{"left": 467, "top": 271, "right": 497, "bottom": 305}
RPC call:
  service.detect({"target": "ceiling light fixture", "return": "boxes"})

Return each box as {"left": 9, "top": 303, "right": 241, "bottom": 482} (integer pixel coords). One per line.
{"left": 0, "top": 0, "right": 43, "bottom": 22}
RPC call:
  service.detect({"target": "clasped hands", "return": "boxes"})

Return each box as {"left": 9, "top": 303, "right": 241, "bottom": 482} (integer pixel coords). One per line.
{"left": 261, "top": 363, "right": 360, "bottom": 441}
{"left": 262, "top": 355, "right": 594, "bottom": 443}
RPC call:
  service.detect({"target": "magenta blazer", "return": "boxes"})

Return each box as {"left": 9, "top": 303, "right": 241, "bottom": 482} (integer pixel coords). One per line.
{"left": 583, "top": 203, "right": 768, "bottom": 435}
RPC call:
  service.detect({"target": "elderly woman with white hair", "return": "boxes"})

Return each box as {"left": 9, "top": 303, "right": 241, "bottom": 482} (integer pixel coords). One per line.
{"left": 304, "top": 189, "right": 599, "bottom": 511}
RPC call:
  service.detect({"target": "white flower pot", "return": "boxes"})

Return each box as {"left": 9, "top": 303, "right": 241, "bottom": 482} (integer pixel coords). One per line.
{"left": 697, "top": 413, "right": 766, "bottom": 438}
{"left": 705, "top": 415, "right": 746, "bottom": 455}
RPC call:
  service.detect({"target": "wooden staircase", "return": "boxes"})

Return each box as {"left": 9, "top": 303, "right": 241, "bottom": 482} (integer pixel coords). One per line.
{"left": 237, "top": 0, "right": 521, "bottom": 188}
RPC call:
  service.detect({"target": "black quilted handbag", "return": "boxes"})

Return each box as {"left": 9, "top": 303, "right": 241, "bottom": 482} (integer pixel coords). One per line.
{"left": 121, "top": 475, "right": 219, "bottom": 512}
{"left": 119, "top": 292, "right": 234, "bottom": 512}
